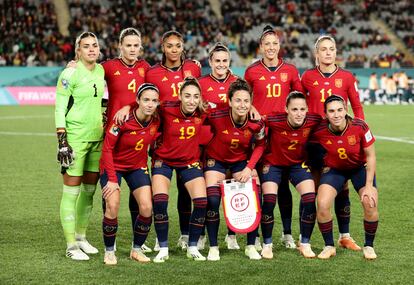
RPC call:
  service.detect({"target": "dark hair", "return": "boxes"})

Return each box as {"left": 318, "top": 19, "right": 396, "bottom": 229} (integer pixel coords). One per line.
{"left": 324, "top": 95, "right": 345, "bottom": 113}
{"left": 119, "top": 27, "right": 141, "bottom": 44}
{"left": 161, "top": 30, "right": 185, "bottom": 65}
{"left": 228, "top": 78, "right": 252, "bottom": 101}
{"left": 136, "top": 83, "right": 159, "bottom": 100}
{"left": 286, "top": 91, "right": 306, "bottom": 107}
{"left": 208, "top": 42, "right": 230, "bottom": 60}
{"left": 260, "top": 25, "right": 277, "bottom": 42}
{"left": 180, "top": 76, "right": 201, "bottom": 95}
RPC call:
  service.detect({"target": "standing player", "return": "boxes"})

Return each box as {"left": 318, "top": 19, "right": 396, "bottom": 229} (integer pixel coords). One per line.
{"left": 258, "top": 91, "right": 320, "bottom": 259}
{"left": 301, "top": 35, "right": 364, "bottom": 251}
{"left": 55, "top": 32, "right": 105, "bottom": 260}
{"left": 99, "top": 84, "right": 160, "bottom": 265}
{"left": 151, "top": 77, "right": 207, "bottom": 262}
{"left": 145, "top": 30, "right": 201, "bottom": 251}
{"left": 204, "top": 78, "right": 265, "bottom": 261}
{"left": 312, "top": 95, "right": 379, "bottom": 260}
{"left": 244, "top": 25, "right": 304, "bottom": 249}
{"left": 102, "top": 27, "right": 152, "bottom": 253}
{"left": 198, "top": 42, "right": 240, "bottom": 250}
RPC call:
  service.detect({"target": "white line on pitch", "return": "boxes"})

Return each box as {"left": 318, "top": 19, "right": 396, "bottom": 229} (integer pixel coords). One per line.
{"left": 0, "top": 115, "right": 53, "bottom": 120}
{"left": 376, "top": 136, "right": 414, "bottom": 145}
{"left": 0, "top": 131, "right": 54, "bottom": 137}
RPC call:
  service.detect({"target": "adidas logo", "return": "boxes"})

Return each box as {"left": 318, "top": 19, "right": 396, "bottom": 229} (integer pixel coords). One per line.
{"left": 130, "top": 131, "right": 136, "bottom": 135}
{"left": 114, "top": 71, "right": 120, "bottom": 75}
{"left": 162, "top": 76, "right": 168, "bottom": 82}
{"left": 207, "top": 87, "right": 213, "bottom": 91}
{"left": 281, "top": 131, "right": 287, "bottom": 135}
{"left": 326, "top": 140, "right": 332, "bottom": 144}
{"left": 173, "top": 118, "right": 180, "bottom": 123}
{"left": 259, "top": 76, "right": 266, "bottom": 80}
{"left": 222, "top": 130, "right": 229, "bottom": 134}
{"left": 313, "top": 81, "right": 318, "bottom": 86}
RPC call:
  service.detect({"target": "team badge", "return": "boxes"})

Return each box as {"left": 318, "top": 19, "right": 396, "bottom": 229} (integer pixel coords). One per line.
{"left": 347, "top": 135, "right": 356, "bottom": 145}
{"left": 244, "top": 129, "right": 251, "bottom": 138}
{"left": 184, "top": 70, "right": 192, "bottom": 78}
{"left": 335, "top": 79, "right": 343, "bottom": 88}
{"left": 207, "top": 159, "right": 215, "bottom": 168}
{"left": 302, "top": 128, "right": 310, "bottom": 137}
{"left": 138, "top": 68, "right": 145, "bottom": 77}
{"left": 280, "top": 73, "right": 288, "bottom": 82}
{"left": 262, "top": 165, "right": 270, "bottom": 174}
{"left": 109, "top": 124, "right": 120, "bottom": 136}
{"left": 150, "top": 126, "right": 157, "bottom": 135}
{"left": 153, "top": 160, "right": 163, "bottom": 168}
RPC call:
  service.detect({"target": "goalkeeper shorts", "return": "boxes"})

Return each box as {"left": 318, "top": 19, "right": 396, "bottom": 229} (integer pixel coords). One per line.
{"left": 65, "top": 141, "right": 103, "bottom": 176}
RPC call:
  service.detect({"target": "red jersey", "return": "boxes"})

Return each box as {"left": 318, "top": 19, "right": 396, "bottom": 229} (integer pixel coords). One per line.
{"left": 263, "top": 113, "right": 322, "bottom": 166}
{"left": 145, "top": 60, "right": 201, "bottom": 102}
{"left": 199, "top": 72, "right": 238, "bottom": 109}
{"left": 205, "top": 108, "right": 265, "bottom": 169}
{"left": 301, "top": 66, "right": 364, "bottom": 119}
{"left": 154, "top": 101, "right": 205, "bottom": 167}
{"left": 244, "top": 59, "right": 303, "bottom": 115}
{"left": 310, "top": 118, "right": 375, "bottom": 170}
{"left": 100, "top": 109, "right": 160, "bottom": 182}
{"left": 102, "top": 58, "right": 151, "bottom": 123}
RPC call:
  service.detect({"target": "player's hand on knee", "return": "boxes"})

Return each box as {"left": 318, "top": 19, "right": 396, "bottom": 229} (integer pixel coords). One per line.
{"left": 360, "top": 185, "right": 377, "bottom": 208}
{"left": 102, "top": 181, "right": 120, "bottom": 199}
{"left": 57, "top": 131, "right": 75, "bottom": 168}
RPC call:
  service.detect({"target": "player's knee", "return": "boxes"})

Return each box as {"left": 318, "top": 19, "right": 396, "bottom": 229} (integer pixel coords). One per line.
{"left": 105, "top": 201, "right": 120, "bottom": 218}
{"left": 139, "top": 202, "right": 152, "bottom": 217}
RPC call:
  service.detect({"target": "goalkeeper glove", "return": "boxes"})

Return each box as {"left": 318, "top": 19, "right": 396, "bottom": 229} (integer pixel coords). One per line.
{"left": 57, "top": 131, "right": 75, "bottom": 168}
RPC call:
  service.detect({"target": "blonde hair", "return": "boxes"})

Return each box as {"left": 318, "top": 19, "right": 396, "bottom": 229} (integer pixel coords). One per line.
{"left": 314, "top": 35, "right": 336, "bottom": 66}
{"left": 74, "top": 32, "right": 99, "bottom": 61}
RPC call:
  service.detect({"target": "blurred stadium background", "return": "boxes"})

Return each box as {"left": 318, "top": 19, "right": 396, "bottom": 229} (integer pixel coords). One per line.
{"left": 0, "top": 0, "right": 413, "bottom": 105}
{"left": 1, "top": 1, "right": 414, "bottom": 284}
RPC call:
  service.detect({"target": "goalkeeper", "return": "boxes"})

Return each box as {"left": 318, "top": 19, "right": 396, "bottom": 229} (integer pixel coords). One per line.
{"left": 55, "top": 32, "right": 105, "bottom": 261}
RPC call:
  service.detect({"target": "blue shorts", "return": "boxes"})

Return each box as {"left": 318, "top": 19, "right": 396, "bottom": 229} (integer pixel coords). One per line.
{"left": 204, "top": 158, "right": 247, "bottom": 174}
{"left": 306, "top": 142, "right": 326, "bottom": 170}
{"left": 319, "top": 166, "right": 377, "bottom": 193}
{"left": 259, "top": 163, "right": 313, "bottom": 187}
{"left": 151, "top": 160, "right": 203, "bottom": 184}
{"left": 100, "top": 168, "right": 151, "bottom": 192}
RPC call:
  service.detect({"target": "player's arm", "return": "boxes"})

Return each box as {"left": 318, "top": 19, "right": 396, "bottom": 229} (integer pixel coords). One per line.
{"left": 55, "top": 68, "right": 75, "bottom": 168}
{"left": 360, "top": 144, "right": 377, "bottom": 207}
{"left": 348, "top": 76, "right": 365, "bottom": 119}
{"left": 113, "top": 102, "right": 138, "bottom": 125}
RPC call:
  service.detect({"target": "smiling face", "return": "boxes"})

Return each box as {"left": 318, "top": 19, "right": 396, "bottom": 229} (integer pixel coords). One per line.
{"left": 179, "top": 84, "right": 201, "bottom": 114}
{"left": 137, "top": 89, "right": 159, "bottom": 117}
{"left": 230, "top": 90, "right": 251, "bottom": 119}
{"left": 209, "top": 50, "right": 230, "bottom": 79}
{"left": 325, "top": 100, "right": 347, "bottom": 130}
{"left": 260, "top": 33, "right": 280, "bottom": 62}
{"left": 120, "top": 35, "right": 141, "bottom": 65}
{"left": 77, "top": 35, "right": 99, "bottom": 64}
{"left": 162, "top": 35, "right": 184, "bottom": 65}
{"left": 315, "top": 38, "right": 337, "bottom": 66}
{"left": 286, "top": 98, "right": 307, "bottom": 127}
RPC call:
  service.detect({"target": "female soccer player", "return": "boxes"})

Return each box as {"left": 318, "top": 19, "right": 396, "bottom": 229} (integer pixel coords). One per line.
{"left": 302, "top": 35, "right": 364, "bottom": 251}
{"left": 151, "top": 77, "right": 207, "bottom": 262}
{"left": 312, "top": 95, "right": 378, "bottom": 260}
{"left": 204, "top": 78, "right": 265, "bottom": 261}
{"left": 198, "top": 42, "right": 240, "bottom": 250}
{"left": 55, "top": 32, "right": 105, "bottom": 260}
{"left": 244, "top": 25, "right": 304, "bottom": 249}
{"left": 99, "top": 84, "right": 160, "bottom": 265}
{"left": 259, "top": 91, "right": 321, "bottom": 259}
{"left": 145, "top": 31, "right": 201, "bottom": 251}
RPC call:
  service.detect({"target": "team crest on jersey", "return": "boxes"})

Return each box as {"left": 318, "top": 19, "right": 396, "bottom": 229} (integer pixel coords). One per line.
{"left": 154, "top": 160, "right": 163, "bottom": 168}
{"left": 347, "top": 135, "right": 356, "bottom": 145}
{"left": 150, "top": 126, "right": 157, "bottom": 135}
{"left": 207, "top": 159, "right": 216, "bottom": 168}
{"left": 259, "top": 76, "right": 266, "bottom": 81}
{"left": 194, "top": 118, "right": 201, "bottom": 124}
{"left": 130, "top": 131, "right": 137, "bottom": 135}
{"left": 262, "top": 165, "right": 270, "bottom": 174}
{"left": 207, "top": 87, "right": 213, "bottom": 91}
{"left": 138, "top": 68, "right": 145, "bottom": 77}
{"left": 162, "top": 76, "right": 168, "bottom": 82}
{"left": 109, "top": 124, "right": 120, "bottom": 136}
{"left": 114, "top": 70, "right": 121, "bottom": 76}
{"left": 313, "top": 81, "right": 319, "bottom": 86}
{"left": 244, "top": 129, "right": 251, "bottom": 138}
{"left": 302, "top": 128, "right": 310, "bottom": 137}
{"left": 184, "top": 71, "right": 192, "bottom": 78}
{"left": 326, "top": 139, "right": 332, "bottom": 144}
{"left": 280, "top": 73, "right": 288, "bottom": 82}
{"left": 335, "top": 79, "right": 343, "bottom": 88}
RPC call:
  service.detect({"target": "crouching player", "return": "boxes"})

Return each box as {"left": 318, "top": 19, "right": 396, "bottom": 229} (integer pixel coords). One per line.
{"left": 99, "top": 84, "right": 160, "bottom": 265}
{"left": 312, "top": 95, "right": 379, "bottom": 260}
{"left": 204, "top": 78, "right": 265, "bottom": 261}
{"left": 258, "top": 91, "right": 321, "bottom": 259}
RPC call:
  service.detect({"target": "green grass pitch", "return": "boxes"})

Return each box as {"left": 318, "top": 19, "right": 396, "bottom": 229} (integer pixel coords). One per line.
{"left": 0, "top": 105, "right": 413, "bottom": 284}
